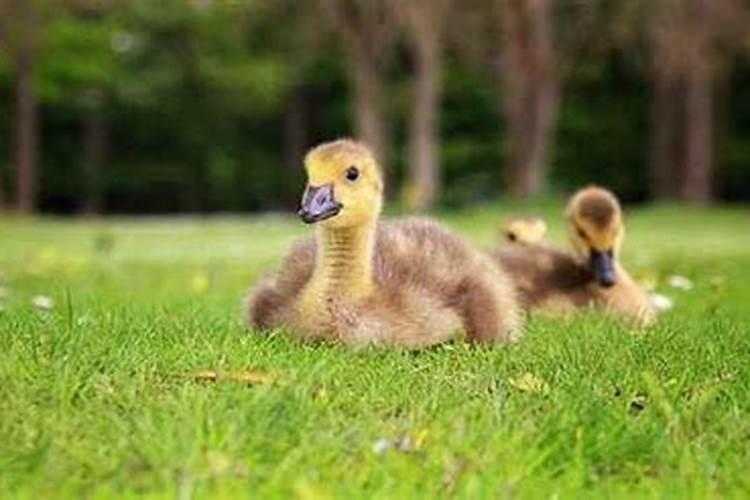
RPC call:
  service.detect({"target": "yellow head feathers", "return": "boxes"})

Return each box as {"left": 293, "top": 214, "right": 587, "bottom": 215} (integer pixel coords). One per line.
{"left": 566, "top": 186, "right": 623, "bottom": 254}
{"left": 299, "top": 139, "right": 384, "bottom": 228}
{"left": 566, "top": 186, "right": 624, "bottom": 287}
{"left": 502, "top": 217, "right": 548, "bottom": 245}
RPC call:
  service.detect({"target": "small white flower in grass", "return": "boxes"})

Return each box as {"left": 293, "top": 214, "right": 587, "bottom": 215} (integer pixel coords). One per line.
{"left": 372, "top": 438, "right": 391, "bottom": 456}
{"left": 650, "top": 293, "right": 674, "bottom": 312}
{"left": 32, "top": 295, "right": 54, "bottom": 311}
{"left": 372, "top": 430, "right": 428, "bottom": 455}
{"left": 667, "top": 275, "right": 693, "bottom": 291}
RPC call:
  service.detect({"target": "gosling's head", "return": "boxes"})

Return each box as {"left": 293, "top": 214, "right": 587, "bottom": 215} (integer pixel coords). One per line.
{"left": 298, "top": 139, "right": 384, "bottom": 228}
{"left": 502, "top": 217, "right": 547, "bottom": 245}
{"left": 566, "top": 186, "right": 624, "bottom": 288}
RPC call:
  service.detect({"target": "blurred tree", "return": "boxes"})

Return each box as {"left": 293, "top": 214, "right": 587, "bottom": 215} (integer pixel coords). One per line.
{"left": 2, "top": 0, "right": 41, "bottom": 213}
{"left": 620, "top": 0, "right": 750, "bottom": 202}
{"left": 3, "top": 0, "right": 750, "bottom": 213}
{"left": 0, "top": 3, "right": 6, "bottom": 210}
{"left": 261, "top": 0, "right": 326, "bottom": 205}
{"left": 111, "top": 0, "right": 289, "bottom": 212}
{"left": 40, "top": 2, "right": 123, "bottom": 213}
{"left": 495, "top": 0, "right": 558, "bottom": 198}
{"left": 321, "top": 0, "right": 395, "bottom": 168}
{"left": 393, "top": 0, "right": 452, "bottom": 210}
{"left": 0, "top": 0, "right": 119, "bottom": 213}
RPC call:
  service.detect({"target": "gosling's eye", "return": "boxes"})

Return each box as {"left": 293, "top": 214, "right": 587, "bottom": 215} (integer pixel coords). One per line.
{"left": 345, "top": 166, "right": 360, "bottom": 182}
{"left": 506, "top": 232, "right": 517, "bottom": 242}
{"left": 577, "top": 227, "right": 588, "bottom": 240}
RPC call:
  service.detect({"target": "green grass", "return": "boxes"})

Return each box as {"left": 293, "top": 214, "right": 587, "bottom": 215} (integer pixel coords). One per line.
{"left": 1, "top": 203, "right": 749, "bottom": 499}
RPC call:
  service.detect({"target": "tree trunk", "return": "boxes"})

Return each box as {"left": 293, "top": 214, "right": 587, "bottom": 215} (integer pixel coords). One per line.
{"left": 649, "top": 70, "right": 680, "bottom": 199}
{"left": 82, "top": 105, "right": 108, "bottom": 215}
{"left": 500, "top": 0, "right": 558, "bottom": 198}
{"left": 322, "top": 0, "right": 393, "bottom": 176}
{"left": 679, "top": 69, "right": 713, "bottom": 203}
{"left": 507, "top": 78, "right": 558, "bottom": 198}
{"left": 13, "top": 11, "right": 38, "bottom": 214}
{"left": 351, "top": 58, "right": 388, "bottom": 168}
{"left": 284, "top": 86, "right": 309, "bottom": 205}
{"left": 405, "top": 34, "right": 441, "bottom": 211}
{"left": 0, "top": 164, "right": 4, "bottom": 210}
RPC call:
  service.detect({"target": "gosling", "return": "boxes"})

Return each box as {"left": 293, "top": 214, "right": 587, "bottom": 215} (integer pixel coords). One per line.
{"left": 502, "top": 216, "right": 548, "bottom": 245}
{"left": 493, "top": 186, "right": 657, "bottom": 326}
{"left": 247, "top": 139, "right": 522, "bottom": 348}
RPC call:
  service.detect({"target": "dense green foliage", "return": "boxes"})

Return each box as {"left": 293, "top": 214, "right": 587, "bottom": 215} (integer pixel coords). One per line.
{"left": 1, "top": 206, "right": 749, "bottom": 497}
{"left": 0, "top": 1, "right": 749, "bottom": 213}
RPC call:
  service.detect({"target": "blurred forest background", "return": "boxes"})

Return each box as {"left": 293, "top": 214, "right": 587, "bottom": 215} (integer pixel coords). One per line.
{"left": 1, "top": 0, "right": 750, "bottom": 215}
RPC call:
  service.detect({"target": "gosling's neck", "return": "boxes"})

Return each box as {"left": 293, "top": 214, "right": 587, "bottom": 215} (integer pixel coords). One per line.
{"left": 312, "top": 219, "right": 376, "bottom": 299}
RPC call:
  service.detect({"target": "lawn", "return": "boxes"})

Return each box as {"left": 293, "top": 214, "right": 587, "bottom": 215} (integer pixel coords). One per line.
{"left": 1, "top": 203, "right": 749, "bottom": 499}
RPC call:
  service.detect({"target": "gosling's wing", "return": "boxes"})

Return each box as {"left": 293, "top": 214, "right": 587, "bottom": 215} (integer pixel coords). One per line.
{"left": 493, "top": 244, "right": 593, "bottom": 308}
{"left": 272, "top": 237, "right": 316, "bottom": 295}
{"left": 246, "top": 237, "right": 316, "bottom": 328}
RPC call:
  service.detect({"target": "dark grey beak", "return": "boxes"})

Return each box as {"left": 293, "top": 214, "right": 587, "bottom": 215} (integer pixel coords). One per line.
{"left": 298, "top": 183, "right": 342, "bottom": 224}
{"left": 590, "top": 250, "right": 616, "bottom": 288}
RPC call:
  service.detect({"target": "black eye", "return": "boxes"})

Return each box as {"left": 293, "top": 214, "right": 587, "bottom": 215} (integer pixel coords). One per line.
{"left": 577, "top": 227, "right": 588, "bottom": 240}
{"left": 345, "top": 166, "right": 360, "bottom": 182}
{"left": 506, "top": 232, "right": 517, "bottom": 242}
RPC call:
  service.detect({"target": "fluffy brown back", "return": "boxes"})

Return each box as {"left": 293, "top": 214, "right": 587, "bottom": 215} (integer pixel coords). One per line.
{"left": 246, "top": 238, "right": 315, "bottom": 328}
{"left": 492, "top": 244, "right": 594, "bottom": 311}
{"left": 493, "top": 243, "right": 657, "bottom": 325}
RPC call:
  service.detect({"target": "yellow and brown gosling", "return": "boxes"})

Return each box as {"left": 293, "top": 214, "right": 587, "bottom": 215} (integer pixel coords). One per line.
{"left": 493, "top": 186, "right": 657, "bottom": 326}
{"left": 247, "top": 139, "right": 522, "bottom": 348}
{"left": 502, "top": 216, "right": 548, "bottom": 245}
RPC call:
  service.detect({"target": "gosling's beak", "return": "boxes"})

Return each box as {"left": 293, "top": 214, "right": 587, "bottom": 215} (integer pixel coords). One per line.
{"left": 589, "top": 250, "right": 616, "bottom": 288}
{"left": 298, "top": 183, "right": 342, "bottom": 224}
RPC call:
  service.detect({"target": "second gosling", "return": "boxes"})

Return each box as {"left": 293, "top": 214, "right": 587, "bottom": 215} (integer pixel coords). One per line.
{"left": 247, "top": 139, "right": 522, "bottom": 348}
{"left": 502, "top": 216, "right": 548, "bottom": 245}
{"left": 493, "top": 186, "right": 657, "bottom": 326}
